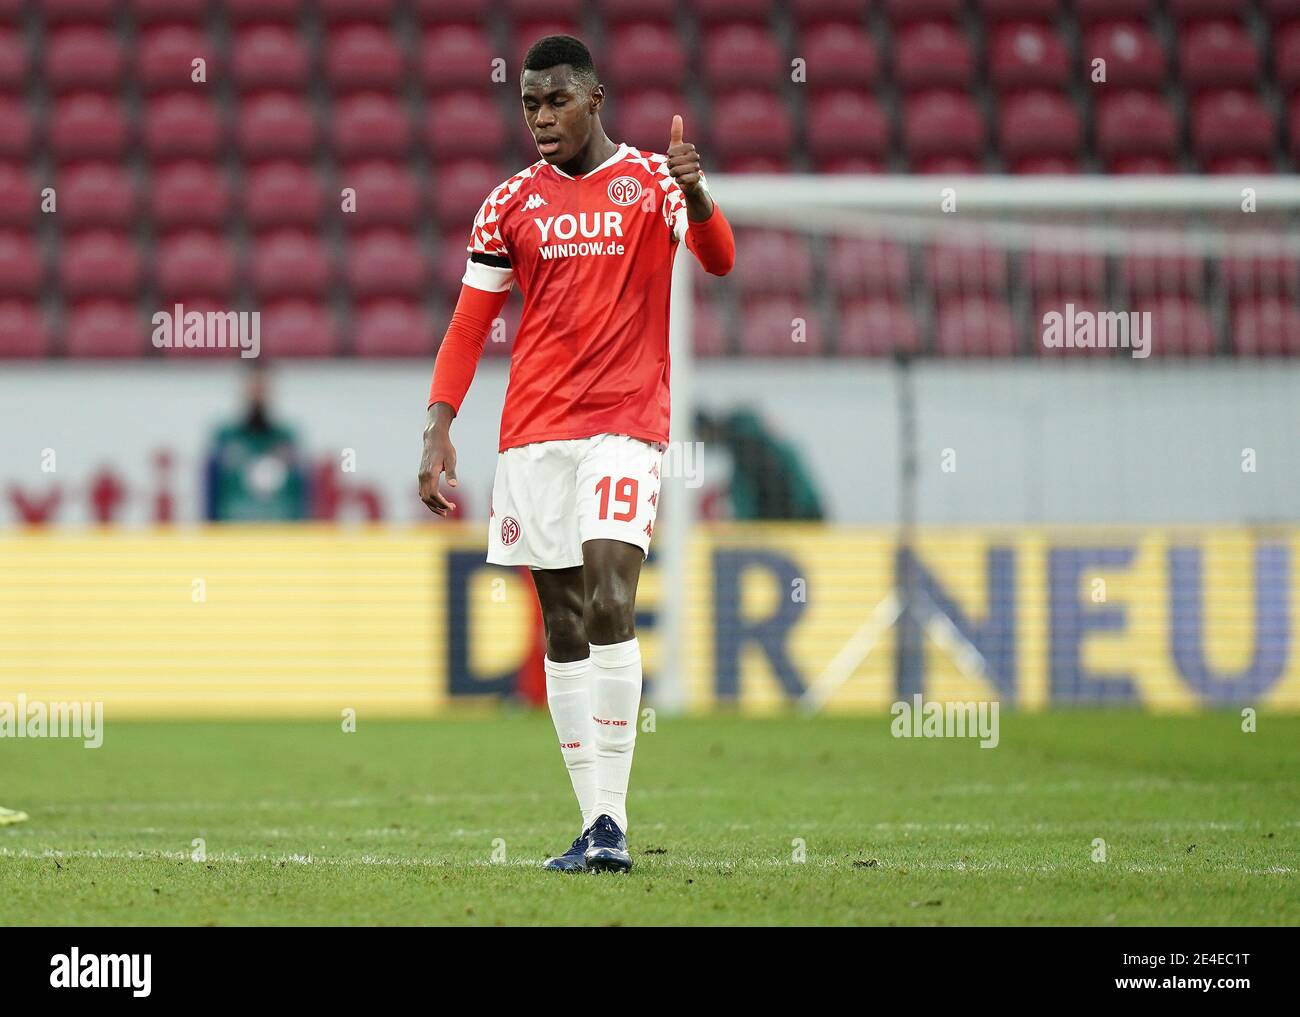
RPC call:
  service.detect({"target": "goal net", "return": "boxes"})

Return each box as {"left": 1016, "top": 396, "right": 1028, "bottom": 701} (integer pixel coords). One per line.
{"left": 653, "top": 176, "right": 1300, "bottom": 714}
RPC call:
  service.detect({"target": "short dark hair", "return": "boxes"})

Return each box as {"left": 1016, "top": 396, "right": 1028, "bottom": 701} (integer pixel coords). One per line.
{"left": 522, "top": 35, "right": 598, "bottom": 93}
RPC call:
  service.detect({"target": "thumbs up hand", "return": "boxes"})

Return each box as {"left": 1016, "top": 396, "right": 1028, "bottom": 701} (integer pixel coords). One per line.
{"left": 667, "top": 114, "right": 704, "bottom": 196}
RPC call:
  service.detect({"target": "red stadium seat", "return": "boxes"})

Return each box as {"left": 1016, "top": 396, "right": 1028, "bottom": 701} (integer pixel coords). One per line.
{"left": 342, "top": 161, "right": 421, "bottom": 229}
{"left": 0, "top": 301, "right": 49, "bottom": 357}
{"left": 1082, "top": 21, "right": 1167, "bottom": 89}
{"left": 420, "top": 26, "right": 497, "bottom": 90}
{"left": 838, "top": 298, "right": 922, "bottom": 356}
{"left": 46, "top": 27, "right": 124, "bottom": 93}
{"left": 61, "top": 231, "right": 141, "bottom": 299}
{"left": 326, "top": 25, "right": 405, "bottom": 93}
{"left": 1290, "top": 94, "right": 1300, "bottom": 164}
{"left": 231, "top": 26, "right": 311, "bottom": 92}
{"left": 883, "top": 0, "right": 963, "bottom": 22}
{"left": 605, "top": 23, "right": 688, "bottom": 90}
{"left": 1013, "top": 154, "right": 1083, "bottom": 172}
{"left": 1191, "top": 89, "right": 1275, "bottom": 164}
{"left": 0, "top": 96, "right": 31, "bottom": 158}
{"left": 693, "top": 0, "right": 775, "bottom": 22}
{"left": 511, "top": 23, "right": 584, "bottom": 63}
{"left": 59, "top": 163, "right": 137, "bottom": 228}
{"left": 1075, "top": 0, "right": 1155, "bottom": 22}
{"left": 43, "top": 0, "right": 118, "bottom": 22}
{"left": 610, "top": 89, "right": 698, "bottom": 153}
{"left": 1222, "top": 243, "right": 1299, "bottom": 303}
{"left": 0, "top": 28, "right": 28, "bottom": 91}
{"left": 1179, "top": 20, "right": 1260, "bottom": 92}
{"left": 1095, "top": 90, "right": 1178, "bottom": 159}
{"left": 1110, "top": 153, "right": 1178, "bottom": 172}
{"left": 808, "top": 90, "right": 889, "bottom": 160}
{"left": 815, "top": 154, "right": 886, "bottom": 173}
{"left": 66, "top": 301, "right": 145, "bottom": 358}
{"left": 138, "top": 26, "right": 217, "bottom": 94}
{"left": 710, "top": 90, "right": 794, "bottom": 161}
{"left": 703, "top": 24, "right": 785, "bottom": 90}
{"left": 509, "top": 0, "right": 582, "bottom": 21}
{"left": 721, "top": 154, "right": 794, "bottom": 172}
{"left": 988, "top": 22, "right": 1071, "bottom": 91}
{"left": 332, "top": 92, "right": 411, "bottom": 160}
{"left": 347, "top": 230, "right": 427, "bottom": 299}
{"left": 1167, "top": 0, "right": 1252, "bottom": 21}
{"left": 151, "top": 161, "right": 230, "bottom": 230}
{"left": 592, "top": 0, "right": 678, "bottom": 24}
{"left": 131, "top": 0, "right": 208, "bottom": 22}
{"left": 250, "top": 231, "right": 333, "bottom": 299}
{"left": 0, "top": 231, "right": 41, "bottom": 297}
{"left": 914, "top": 154, "right": 983, "bottom": 173}
{"left": 828, "top": 236, "right": 910, "bottom": 297}
{"left": 903, "top": 90, "right": 985, "bottom": 163}
{"left": 927, "top": 243, "right": 1009, "bottom": 298}
{"left": 437, "top": 231, "right": 469, "bottom": 298}
{"left": 354, "top": 300, "right": 435, "bottom": 357}
{"left": 688, "top": 297, "right": 728, "bottom": 357}
{"left": 1232, "top": 298, "right": 1300, "bottom": 355}
{"left": 143, "top": 93, "right": 223, "bottom": 159}
{"left": 1120, "top": 251, "right": 1205, "bottom": 298}
{"left": 936, "top": 296, "right": 1019, "bottom": 356}
{"left": 732, "top": 230, "right": 814, "bottom": 298}
{"left": 1275, "top": 23, "right": 1300, "bottom": 96}
{"left": 0, "top": 163, "right": 34, "bottom": 226}
{"left": 792, "top": 0, "right": 871, "bottom": 24}
{"left": 977, "top": 0, "right": 1062, "bottom": 19}
{"left": 1206, "top": 154, "right": 1275, "bottom": 173}
{"left": 999, "top": 90, "right": 1083, "bottom": 161}
{"left": 244, "top": 162, "right": 325, "bottom": 230}
{"left": 1025, "top": 244, "right": 1107, "bottom": 299}
{"left": 1261, "top": 0, "right": 1300, "bottom": 22}
{"left": 154, "top": 231, "right": 238, "bottom": 301}
{"left": 432, "top": 159, "right": 505, "bottom": 228}
{"left": 237, "top": 92, "right": 317, "bottom": 161}
{"left": 1136, "top": 296, "right": 1217, "bottom": 355}
{"left": 259, "top": 300, "right": 340, "bottom": 357}
{"left": 895, "top": 22, "right": 975, "bottom": 92}
{"left": 320, "top": 0, "right": 395, "bottom": 21}
{"left": 416, "top": 0, "right": 493, "bottom": 22}
{"left": 424, "top": 91, "right": 507, "bottom": 158}
{"left": 801, "top": 22, "right": 879, "bottom": 89}
{"left": 228, "top": 0, "right": 300, "bottom": 20}
{"left": 740, "top": 297, "right": 825, "bottom": 356}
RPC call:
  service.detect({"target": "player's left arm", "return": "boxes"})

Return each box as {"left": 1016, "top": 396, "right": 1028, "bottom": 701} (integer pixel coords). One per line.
{"left": 667, "top": 114, "right": 735, "bottom": 276}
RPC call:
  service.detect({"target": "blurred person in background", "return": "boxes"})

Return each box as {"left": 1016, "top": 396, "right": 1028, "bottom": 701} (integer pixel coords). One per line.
{"left": 204, "top": 364, "right": 309, "bottom": 522}
{"left": 695, "top": 408, "right": 825, "bottom": 521}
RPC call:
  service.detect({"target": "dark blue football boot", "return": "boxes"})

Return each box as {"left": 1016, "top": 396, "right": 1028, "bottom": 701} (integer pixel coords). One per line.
{"left": 583, "top": 814, "right": 632, "bottom": 873}
{"left": 543, "top": 827, "right": 591, "bottom": 872}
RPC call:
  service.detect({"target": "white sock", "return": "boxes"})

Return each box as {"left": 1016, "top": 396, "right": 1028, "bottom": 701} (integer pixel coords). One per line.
{"left": 589, "top": 637, "right": 643, "bottom": 833}
{"left": 545, "top": 655, "right": 597, "bottom": 830}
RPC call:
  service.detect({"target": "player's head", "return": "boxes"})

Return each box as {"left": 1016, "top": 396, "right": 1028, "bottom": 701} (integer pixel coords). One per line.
{"left": 520, "top": 35, "right": 604, "bottom": 164}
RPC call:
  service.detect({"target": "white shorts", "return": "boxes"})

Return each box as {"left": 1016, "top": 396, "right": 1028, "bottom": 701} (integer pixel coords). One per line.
{"left": 486, "top": 432, "right": 665, "bottom": 570}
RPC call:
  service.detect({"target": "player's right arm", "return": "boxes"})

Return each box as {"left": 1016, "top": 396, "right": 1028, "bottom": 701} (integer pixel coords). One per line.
{"left": 418, "top": 280, "right": 510, "bottom": 515}
{"left": 419, "top": 183, "right": 518, "bottom": 516}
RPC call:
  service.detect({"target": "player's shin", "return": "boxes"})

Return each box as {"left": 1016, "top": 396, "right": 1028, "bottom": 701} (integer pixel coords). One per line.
{"left": 589, "top": 637, "right": 643, "bottom": 833}
{"left": 544, "top": 655, "right": 598, "bottom": 830}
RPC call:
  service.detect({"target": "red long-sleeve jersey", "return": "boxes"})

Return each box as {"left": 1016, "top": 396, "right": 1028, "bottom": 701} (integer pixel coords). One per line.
{"left": 428, "top": 142, "right": 735, "bottom": 452}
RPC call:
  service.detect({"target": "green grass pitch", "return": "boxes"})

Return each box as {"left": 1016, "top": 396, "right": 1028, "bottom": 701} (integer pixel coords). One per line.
{"left": 0, "top": 712, "right": 1295, "bottom": 926}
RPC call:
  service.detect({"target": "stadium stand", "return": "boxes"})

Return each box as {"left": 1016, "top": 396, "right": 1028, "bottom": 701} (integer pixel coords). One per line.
{"left": 0, "top": 0, "right": 1293, "bottom": 359}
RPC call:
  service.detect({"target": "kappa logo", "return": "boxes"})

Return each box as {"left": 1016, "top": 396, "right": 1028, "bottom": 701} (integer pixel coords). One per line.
{"left": 523, "top": 193, "right": 548, "bottom": 211}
